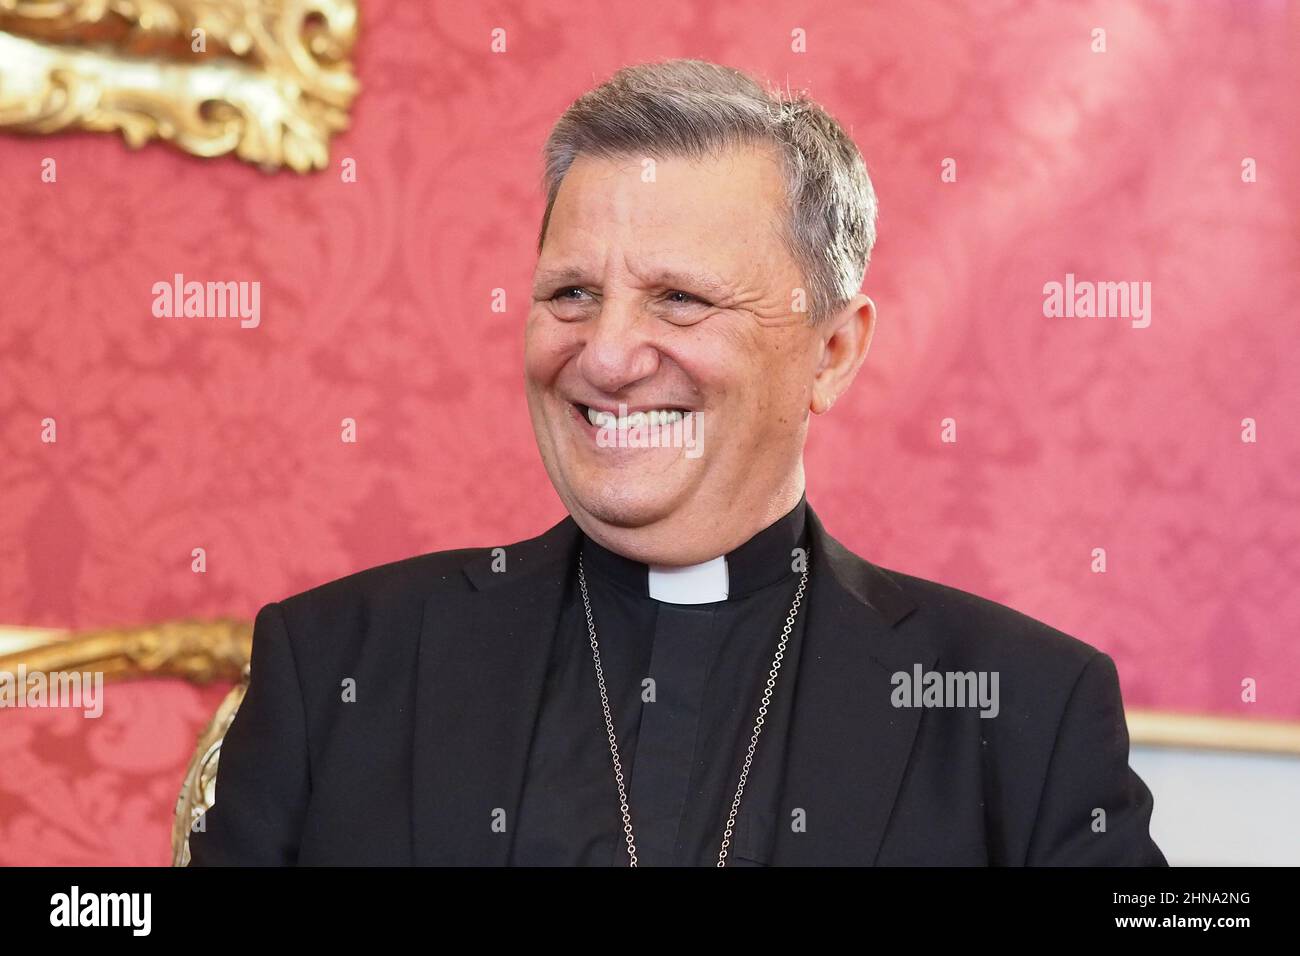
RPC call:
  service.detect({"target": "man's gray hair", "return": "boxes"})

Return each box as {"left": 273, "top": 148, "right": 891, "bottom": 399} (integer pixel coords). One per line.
{"left": 538, "top": 59, "right": 877, "bottom": 323}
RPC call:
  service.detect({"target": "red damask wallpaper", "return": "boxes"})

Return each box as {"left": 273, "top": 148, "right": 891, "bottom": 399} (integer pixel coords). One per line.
{"left": 1, "top": 0, "right": 1297, "bottom": 864}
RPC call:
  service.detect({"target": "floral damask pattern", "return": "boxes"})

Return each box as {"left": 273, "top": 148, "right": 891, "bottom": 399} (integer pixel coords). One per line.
{"left": 1, "top": 0, "right": 1296, "bottom": 864}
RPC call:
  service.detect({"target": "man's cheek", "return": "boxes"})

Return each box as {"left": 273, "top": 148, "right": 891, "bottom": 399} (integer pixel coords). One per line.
{"left": 524, "top": 334, "right": 566, "bottom": 384}
{"left": 535, "top": 320, "right": 581, "bottom": 362}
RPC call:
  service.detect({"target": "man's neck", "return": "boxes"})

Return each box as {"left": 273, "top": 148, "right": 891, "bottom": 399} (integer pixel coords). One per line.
{"left": 578, "top": 489, "right": 809, "bottom": 604}
{"left": 574, "top": 477, "right": 805, "bottom": 567}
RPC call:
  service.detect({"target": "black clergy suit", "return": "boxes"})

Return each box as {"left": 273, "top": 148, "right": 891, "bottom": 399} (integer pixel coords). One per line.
{"left": 188, "top": 498, "right": 1166, "bottom": 866}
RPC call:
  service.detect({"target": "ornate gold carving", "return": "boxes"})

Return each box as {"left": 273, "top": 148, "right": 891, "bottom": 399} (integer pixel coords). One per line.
{"left": 0, "top": 618, "right": 251, "bottom": 683}
{"left": 173, "top": 668, "right": 248, "bottom": 865}
{"left": 0, "top": 0, "right": 358, "bottom": 171}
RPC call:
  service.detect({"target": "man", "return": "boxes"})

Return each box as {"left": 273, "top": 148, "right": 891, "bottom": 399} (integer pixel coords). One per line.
{"left": 190, "top": 59, "right": 1165, "bottom": 866}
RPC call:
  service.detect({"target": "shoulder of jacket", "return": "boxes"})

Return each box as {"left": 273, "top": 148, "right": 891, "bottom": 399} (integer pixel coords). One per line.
{"left": 878, "top": 566, "right": 1103, "bottom": 681}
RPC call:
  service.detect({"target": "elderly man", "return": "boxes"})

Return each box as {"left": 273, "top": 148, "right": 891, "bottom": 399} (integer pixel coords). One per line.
{"left": 190, "top": 59, "right": 1165, "bottom": 867}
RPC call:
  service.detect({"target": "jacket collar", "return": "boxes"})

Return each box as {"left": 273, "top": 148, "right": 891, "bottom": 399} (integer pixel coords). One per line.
{"left": 578, "top": 494, "right": 809, "bottom": 602}
{"left": 457, "top": 502, "right": 919, "bottom": 625}
{"left": 412, "top": 501, "right": 930, "bottom": 865}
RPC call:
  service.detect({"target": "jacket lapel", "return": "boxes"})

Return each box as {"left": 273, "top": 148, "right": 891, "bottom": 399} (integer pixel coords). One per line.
{"left": 771, "top": 506, "right": 936, "bottom": 865}
{"left": 411, "top": 515, "right": 580, "bottom": 865}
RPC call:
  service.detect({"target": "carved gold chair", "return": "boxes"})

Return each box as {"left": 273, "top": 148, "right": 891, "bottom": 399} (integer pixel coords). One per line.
{"left": 0, "top": 621, "right": 251, "bottom": 866}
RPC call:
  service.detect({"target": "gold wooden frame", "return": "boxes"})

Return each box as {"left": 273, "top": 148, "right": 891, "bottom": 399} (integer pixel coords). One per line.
{"left": 0, "top": 0, "right": 358, "bottom": 171}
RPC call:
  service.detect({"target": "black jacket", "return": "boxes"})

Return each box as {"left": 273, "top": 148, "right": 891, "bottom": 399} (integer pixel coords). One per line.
{"left": 189, "top": 506, "right": 1166, "bottom": 866}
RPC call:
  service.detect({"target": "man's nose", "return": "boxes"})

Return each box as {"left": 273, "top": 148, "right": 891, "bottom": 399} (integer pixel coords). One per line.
{"left": 575, "top": 298, "right": 660, "bottom": 395}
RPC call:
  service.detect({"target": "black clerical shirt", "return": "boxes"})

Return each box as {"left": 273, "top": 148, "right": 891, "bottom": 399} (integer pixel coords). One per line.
{"left": 511, "top": 496, "right": 810, "bottom": 866}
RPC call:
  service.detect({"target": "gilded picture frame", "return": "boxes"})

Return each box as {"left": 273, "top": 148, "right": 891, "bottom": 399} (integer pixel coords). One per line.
{"left": 0, "top": 0, "right": 359, "bottom": 171}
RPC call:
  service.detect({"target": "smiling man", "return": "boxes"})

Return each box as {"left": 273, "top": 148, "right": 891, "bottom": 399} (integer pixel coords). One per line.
{"left": 189, "top": 59, "right": 1165, "bottom": 867}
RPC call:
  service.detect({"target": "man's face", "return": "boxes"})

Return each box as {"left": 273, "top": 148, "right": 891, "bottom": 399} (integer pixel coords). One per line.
{"left": 525, "top": 145, "right": 826, "bottom": 563}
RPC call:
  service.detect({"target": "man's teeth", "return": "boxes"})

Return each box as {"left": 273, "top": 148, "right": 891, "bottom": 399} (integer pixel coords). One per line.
{"left": 585, "top": 407, "right": 686, "bottom": 428}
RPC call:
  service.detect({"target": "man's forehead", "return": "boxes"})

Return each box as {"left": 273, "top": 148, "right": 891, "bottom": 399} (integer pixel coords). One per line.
{"left": 539, "top": 149, "right": 789, "bottom": 284}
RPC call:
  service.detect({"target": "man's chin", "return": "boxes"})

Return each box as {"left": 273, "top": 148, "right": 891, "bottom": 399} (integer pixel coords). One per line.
{"left": 565, "top": 485, "right": 689, "bottom": 532}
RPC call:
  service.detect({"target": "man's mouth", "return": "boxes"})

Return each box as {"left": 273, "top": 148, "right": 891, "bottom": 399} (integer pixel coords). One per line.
{"left": 573, "top": 403, "right": 689, "bottom": 429}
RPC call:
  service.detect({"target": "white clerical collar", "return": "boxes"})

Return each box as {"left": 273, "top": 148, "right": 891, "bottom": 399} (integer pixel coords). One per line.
{"left": 648, "top": 555, "right": 729, "bottom": 605}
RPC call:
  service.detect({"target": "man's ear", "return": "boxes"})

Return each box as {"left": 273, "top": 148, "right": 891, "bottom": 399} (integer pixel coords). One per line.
{"left": 810, "top": 294, "right": 876, "bottom": 414}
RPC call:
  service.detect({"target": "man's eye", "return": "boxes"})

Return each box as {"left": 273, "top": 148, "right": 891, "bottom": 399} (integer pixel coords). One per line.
{"left": 664, "top": 290, "right": 705, "bottom": 305}
{"left": 552, "top": 287, "right": 589, "bottom": 301}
